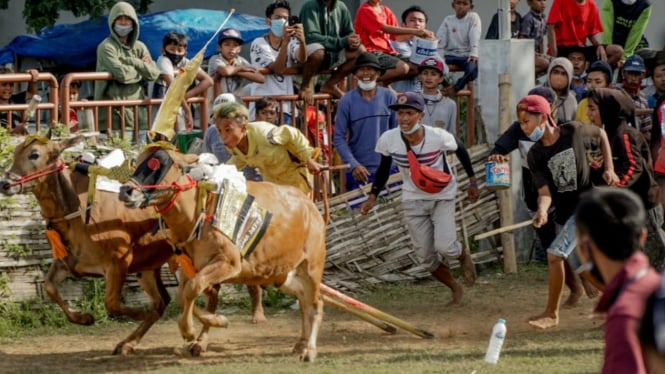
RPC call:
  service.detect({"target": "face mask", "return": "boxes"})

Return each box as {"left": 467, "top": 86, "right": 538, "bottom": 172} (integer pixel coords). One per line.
{"left": 114, "top": 24, "right": 133, "bottom": 37}
{"left": 401, "top": 122, "right": 421, "bottom": 135}
{"left": 271, "top": 19, "right": 286, "bottom": 38}
{"left": 528, "top": 123, "right": 545, "bottom": 142}
{"left": 357, "top": 79, "right": 377, "bottom": 91}
{"left": 621, "top": 0, "right": 637, "bottom": 4}
{"left": 165, "top": 51, "right": 184, "bottom": 66}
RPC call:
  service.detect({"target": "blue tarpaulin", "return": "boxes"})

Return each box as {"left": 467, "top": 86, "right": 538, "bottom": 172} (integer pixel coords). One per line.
{"left": 0, "top": 9, "right": 269, "bottom": 68}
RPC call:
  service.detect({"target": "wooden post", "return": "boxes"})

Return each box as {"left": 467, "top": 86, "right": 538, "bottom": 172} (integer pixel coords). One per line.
{"left": 498, "top": 73, "right": 517, "bottom": 273}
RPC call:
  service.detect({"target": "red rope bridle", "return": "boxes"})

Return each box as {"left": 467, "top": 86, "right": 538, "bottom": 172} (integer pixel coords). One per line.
{"left": 129, "top": 174, "right": 197, "bottom": 215}
{"left": 3, "top": 159, "right": 66, "bottom": 193}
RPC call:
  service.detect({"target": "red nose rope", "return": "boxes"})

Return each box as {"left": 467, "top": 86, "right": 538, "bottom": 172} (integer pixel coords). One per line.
{"left": 3, "top": 160, "right": 66, "bottom": 192}
{"left": 132, "top": 174, "right": 198, "bottom": 215}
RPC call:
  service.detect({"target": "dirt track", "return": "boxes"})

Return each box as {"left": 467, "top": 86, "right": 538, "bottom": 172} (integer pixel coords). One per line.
{"left": 0, "top": 273, "right": 605, "bottom": 374}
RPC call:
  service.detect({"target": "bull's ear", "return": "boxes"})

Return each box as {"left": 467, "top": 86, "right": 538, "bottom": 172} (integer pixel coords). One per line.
{"left": 59, "top": 135, "right": 85, "bottom": 152}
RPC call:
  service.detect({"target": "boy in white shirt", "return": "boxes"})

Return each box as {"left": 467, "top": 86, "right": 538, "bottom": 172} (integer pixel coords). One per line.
{"left": 436, "top": 0, "right": 481, "bottom": 94}
{"left": 249, "top": 0, "right": 306, "bottom": 125}
{"left": 418, "top": 57, "right": 456, "bottom": 135}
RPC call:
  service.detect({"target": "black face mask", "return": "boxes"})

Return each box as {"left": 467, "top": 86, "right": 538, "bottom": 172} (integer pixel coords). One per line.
{"left": 165, "top": 51, "right": 184, "bottom": 66}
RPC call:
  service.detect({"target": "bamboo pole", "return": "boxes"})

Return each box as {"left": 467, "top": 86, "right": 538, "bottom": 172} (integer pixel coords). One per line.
{"left": 323, "top": 295, "right": 398, "bottom": 334}
{"left": 498, "top": 73, "right": 517, "bottom": 273}
{"left": 320, "top": 284, "right": 434, "bottom": 339}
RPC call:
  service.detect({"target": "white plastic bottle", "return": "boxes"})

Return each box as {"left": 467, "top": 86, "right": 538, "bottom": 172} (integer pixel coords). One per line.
{"left": 484, "top": 318, "right": 507, "bottom": 364}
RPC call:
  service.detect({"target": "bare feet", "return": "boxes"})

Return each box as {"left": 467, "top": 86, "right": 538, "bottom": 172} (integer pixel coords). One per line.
{"left": 459, "top": 249, "right": 476, "bottom": 287}
{"left": 320, "top": 83, "right": 344, "bottom": 99}
{"left": 527, "top": 312, "right": 559, "bottom": 329}
{"left": 445, "top": 284, "right": 464, "bottom": 307}
{"left": 581, "top": 278, "right": 600, "bottom": 299}
{"left": 562, "top": 288, "right": 582, "bottom": 309}
{"left": 299, "top": 86, "right": 315, "bottom": 105}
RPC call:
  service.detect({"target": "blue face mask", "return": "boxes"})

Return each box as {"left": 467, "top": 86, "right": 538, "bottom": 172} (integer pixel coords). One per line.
{"left": 401, "top": 122, "right": 421, "bottom": 135}
{"left": 271, "top": 19, "right": 286, "bottom": 38}
{"left": 114, "top": 24, "right": 133, "bottom": 37}
{"left": 528, "top": 124, "right": 545, "bottom": 142}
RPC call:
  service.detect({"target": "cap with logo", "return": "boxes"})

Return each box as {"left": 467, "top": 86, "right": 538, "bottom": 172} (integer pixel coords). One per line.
{"left": 418, "top": 57, "right": 448, "bottom": 75}
{"left": 389, "top": 92, "right": 425, "bottom": 112}
{"left": 624, "top": 54, "right": 646, "bottom": 73}
{"left": 218, "top": 28, "right": 244, "bottom": 45}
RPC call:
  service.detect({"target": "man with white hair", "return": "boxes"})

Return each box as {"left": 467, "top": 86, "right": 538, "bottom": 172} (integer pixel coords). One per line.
{"left": 203, "top": 94, "right": 262, "bottom": 181}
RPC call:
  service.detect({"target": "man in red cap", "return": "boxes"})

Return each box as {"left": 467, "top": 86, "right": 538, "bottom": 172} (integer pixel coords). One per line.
{"left": 360, "top": 91, "right": 477, "bottom": 305}
{"left": 520, "top": 94, "right": 619, "bottom": 329}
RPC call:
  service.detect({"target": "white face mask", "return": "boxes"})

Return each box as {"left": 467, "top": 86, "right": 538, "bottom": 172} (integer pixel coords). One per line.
{"left": 621, "top": 0, "right": 637, "bottom": 4}
{"left": 357, "top": 79, "right": 377, "bottom": 91}
{"left": 114, "top": 24, "right": 133, "bottom": 37}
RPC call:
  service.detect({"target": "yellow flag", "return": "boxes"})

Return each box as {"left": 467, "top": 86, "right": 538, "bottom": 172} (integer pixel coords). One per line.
{"left": 150, "top": 9, "right": 236, "bottom": 141}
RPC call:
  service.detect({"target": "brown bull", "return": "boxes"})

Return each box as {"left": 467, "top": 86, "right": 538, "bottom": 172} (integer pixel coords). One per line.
{"left": 0, "top": 135, "right": 203, "bottom": 355}
{"left": 118, "top": 146, "right": 326, "bottom": 361}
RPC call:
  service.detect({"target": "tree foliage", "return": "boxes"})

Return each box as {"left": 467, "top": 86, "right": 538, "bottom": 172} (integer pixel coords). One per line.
{"left": 0, "top": 0, "right": 153, "bottom": 33}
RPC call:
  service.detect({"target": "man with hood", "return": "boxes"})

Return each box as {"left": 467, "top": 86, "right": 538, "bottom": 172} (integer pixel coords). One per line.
{"left": 544, "top": 57, "right": 577, "bottom": 123}
{"left": 586, "top": 87, "right": 665, "bottom": 271}
{"left": 95, "top": 1, "right": 159, "bottom": 137}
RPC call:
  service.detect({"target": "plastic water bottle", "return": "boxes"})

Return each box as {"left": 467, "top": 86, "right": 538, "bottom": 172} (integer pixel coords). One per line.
{"left": 484, "top": 318, "right": 507, "bottom": 364}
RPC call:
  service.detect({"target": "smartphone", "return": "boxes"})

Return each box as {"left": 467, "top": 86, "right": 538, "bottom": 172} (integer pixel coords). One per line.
{"left": 288, "top": 15, "right": 300, "bottom": 26}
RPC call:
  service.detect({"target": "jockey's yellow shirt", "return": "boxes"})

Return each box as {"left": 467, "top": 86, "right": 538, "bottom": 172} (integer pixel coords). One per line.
{"left": 227, "top": 121, "right": 317, "bottom": 194}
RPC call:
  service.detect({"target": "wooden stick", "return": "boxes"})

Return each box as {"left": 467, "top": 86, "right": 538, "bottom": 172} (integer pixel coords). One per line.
{"left": 320, "top": 164, "right": 350, "bottom": 171}
{"left": 320, "top": 284, "right": 434, "bottom": 339}
{"left": 323, "top": 295, "right": 397, "bottom": 334}
{"left": 474, "top": 219, "right": 533, "bottom": 241}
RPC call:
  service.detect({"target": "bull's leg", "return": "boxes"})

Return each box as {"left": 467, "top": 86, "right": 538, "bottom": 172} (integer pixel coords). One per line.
{"left": 113, "top": 269, "right": 170, "bottom": 355}
{"left": 177, "top": 261, "right": 235, "bottom": 357}
{"left": 103, "top": 263, "right": 161, "bottom": 355}
{"left": 247, "top": 285, "right": 266, "bottom": 323}
{"left": 190, "top": 284, "right": 221, "bottom": 356}
{"left": 44, "top": 261, "right": 95, "bottom": 325}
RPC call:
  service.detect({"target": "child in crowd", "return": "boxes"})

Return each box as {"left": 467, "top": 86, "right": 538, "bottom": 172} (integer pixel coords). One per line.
{"left": 576, "top": 60, "right": 613, "bottom": 125}
{"left": 63, "top": 80, "right": 89, "bottom": 132}
{"left": 354, "top": 0, "right": 434, "bottom": 86}
{"left": 152, "top": 32, "right": 212, "bottom": 137}
{"left": 486, "top": 0, "right": 522, "bottom": 39}
{"left": 208, "top": 28, "right": 265, "bottom": 98}
{"left": 391, "top": 6, "right": 436, "bottom": 93}
{"left": 249, "top": 0, "right": 306, "bottom": 125}
{"left": 254, "top": 97, "right": 279, "bottom": 125}
{"left": 547, "top": 0, "right": 623, "bottom": 66}
{"left": 520, "top": 0, "right": 549, "bottom": 75}
{"left": 616, "top": 54, "right": 652, "bottom": 140}
{"left": 545, "top": 57, "right": 577, "bottom": 123}
{"left": 601, "top": 0, "right": 652, "bottom": 61}
{"left": 417, "top": 58, "right": 456, "bottom": 135}
{"left": 566, "top": 46, "right": 591, "bottom": 102}
{"left": 0, "top": 67, "right": 39, "bottom": 134}
{"left": 436, "top": 0, "right": 481, "bottom": 94}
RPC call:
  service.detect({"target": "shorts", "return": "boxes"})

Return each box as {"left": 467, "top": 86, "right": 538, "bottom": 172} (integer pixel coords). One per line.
{"left": 547, "top": 214, "right": 577, "bottom": 260}
{"left": 306, "top": 43, "right": 345, "bottom": 70}
{"left": 370, "top": 51, "right": 400, "bottom": 72}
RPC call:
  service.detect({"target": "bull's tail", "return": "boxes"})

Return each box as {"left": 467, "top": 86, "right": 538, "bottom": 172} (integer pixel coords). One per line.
{"left": 320, "top": 175, "right": 330, "bottom": 225}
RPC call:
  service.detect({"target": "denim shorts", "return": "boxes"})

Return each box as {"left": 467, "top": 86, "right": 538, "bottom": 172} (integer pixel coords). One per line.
{"left": 547, "top": 214, "right": 577, "bottom": 260}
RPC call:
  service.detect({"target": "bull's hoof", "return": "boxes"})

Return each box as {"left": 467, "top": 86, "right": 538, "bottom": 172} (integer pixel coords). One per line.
{"left": 112, "top": 342, "right": 135, "bottom": 356}
{"left": 71, "top": 312, "right": 95, "bottom": 326}
{"left": 201, "top": 314, "right": 229, "bottom": 328}
{"left": 292, "top": 340, "right": 307, "bottom": 354}
{"left": 174, "top": 342, "right": 204, "bottom": 358}
{"left": 300, "top": 348, "right": 317, "bottom": 362}
{"left": 178, "top": 319, "right": 195, "bottom": 342}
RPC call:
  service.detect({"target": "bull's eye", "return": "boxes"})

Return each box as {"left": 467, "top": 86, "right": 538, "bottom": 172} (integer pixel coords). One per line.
{"left": 147, "top": 157, "right": 161, "bottom": 171}
{"left": 28, "top": 152, "right": 39, "bottom": 160}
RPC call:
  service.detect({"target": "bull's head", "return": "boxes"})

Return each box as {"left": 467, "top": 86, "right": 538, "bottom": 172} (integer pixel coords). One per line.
{"left": 1, "top": 134, "right": 82, "bottom": 195}
{"left": 118, "top": 144, "right": 198, "bottom": 210}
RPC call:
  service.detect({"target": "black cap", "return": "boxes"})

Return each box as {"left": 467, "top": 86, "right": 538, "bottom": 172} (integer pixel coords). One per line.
{"left": 351, "top": 52, "right": 384, "bottom": 75}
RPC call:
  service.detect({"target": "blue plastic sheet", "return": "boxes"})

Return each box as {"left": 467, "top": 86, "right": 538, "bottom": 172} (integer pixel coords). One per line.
{"left": 0, "top": 9, "right": 268, "bottom": 68}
